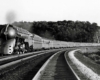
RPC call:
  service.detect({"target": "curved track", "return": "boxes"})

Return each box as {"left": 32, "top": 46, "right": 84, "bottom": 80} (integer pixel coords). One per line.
{"left": 33, "top": 50, "right": 78, "bottom": 80}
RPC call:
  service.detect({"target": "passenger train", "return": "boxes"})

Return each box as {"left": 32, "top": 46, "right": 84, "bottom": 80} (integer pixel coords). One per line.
{"left": 0, "top": 24, "right": 100, "bottom": 55}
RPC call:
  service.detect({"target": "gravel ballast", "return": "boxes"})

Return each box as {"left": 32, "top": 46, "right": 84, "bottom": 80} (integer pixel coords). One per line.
{"left": 68, "top": 50, "right": 100, "bottom": 80}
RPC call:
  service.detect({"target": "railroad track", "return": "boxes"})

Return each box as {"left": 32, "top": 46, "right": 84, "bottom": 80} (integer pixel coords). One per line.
{"left": 0, "top": 49, "right": 60, "bottom": 65}
{"left": 0, "top": 48, "right": 79, "bottom": 80}
{"left": 0, "top": 49, "right": 60, "bottom": 76}
{"left": 32, "top": 50, "right": 78, "bottom": 80}
{"left": 0, "top": 49, "right": 51, "bottom": 59}
{"left": 0, "top": 50, "right": 47, "bottom": 65}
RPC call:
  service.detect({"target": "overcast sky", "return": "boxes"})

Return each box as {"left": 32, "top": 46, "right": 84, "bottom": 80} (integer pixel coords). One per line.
{"left": 0, "top": 0, "right": 100, "bottom": 25}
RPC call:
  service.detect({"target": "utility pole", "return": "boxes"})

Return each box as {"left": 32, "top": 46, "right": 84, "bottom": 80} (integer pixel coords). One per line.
{"left": 96, "top": 31, "right": 99, "bottom": 43}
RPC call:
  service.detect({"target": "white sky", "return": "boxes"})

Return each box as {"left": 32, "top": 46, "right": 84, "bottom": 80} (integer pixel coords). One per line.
{"left": 0, "top": 0, "right": 100, "bottom": 25}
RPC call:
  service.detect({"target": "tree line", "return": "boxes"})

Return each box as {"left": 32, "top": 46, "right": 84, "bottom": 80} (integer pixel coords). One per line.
{"left": 12, "top": 20, "right": 100, "bottom": 42}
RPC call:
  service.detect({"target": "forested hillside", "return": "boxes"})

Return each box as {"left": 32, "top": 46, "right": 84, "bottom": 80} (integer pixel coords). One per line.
{"left": 13, "top": 20, "right": 99, "bottom": 42}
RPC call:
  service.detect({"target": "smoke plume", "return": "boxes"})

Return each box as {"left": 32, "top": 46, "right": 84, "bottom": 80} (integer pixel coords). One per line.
{"left": 6, "top": 11, "right": 16, "bottom": 24}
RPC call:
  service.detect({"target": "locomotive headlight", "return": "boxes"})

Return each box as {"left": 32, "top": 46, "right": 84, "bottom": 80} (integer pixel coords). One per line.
{"left": 8, "top": 27, "right": 16, "bottom": 38}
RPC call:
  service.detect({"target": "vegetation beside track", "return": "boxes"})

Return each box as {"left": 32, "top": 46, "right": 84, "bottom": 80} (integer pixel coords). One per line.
{"left": 83, "top": 51, "right": 100, "bottom": 64}
{"left": 75, "top": 51, "right": 100, "bottom": 75}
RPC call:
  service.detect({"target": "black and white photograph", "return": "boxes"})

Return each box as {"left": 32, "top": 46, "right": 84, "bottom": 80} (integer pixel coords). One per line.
{"left": 0, "top": 0, "right": 100, "bottom": 80}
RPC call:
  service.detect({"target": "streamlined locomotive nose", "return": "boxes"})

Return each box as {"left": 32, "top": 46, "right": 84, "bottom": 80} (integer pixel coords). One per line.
{"left": 0, "top": 25, "right": 16, "bottom": 39}
{"left": 0, "top": 25, "right": 17, "bottom": 55}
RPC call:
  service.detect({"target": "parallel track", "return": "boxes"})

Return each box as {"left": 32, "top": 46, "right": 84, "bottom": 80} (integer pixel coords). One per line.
{"left": 0, "top": 49, "right": 59, "bottom": 65}
{"left": 0, "top": 49, "right": 59, "bottom": 75}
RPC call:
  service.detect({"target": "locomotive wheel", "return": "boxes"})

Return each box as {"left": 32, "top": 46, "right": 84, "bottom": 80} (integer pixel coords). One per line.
{"left": 15, "top": 51, "right": 20, "bottom": 54}
{"left": 19, "top": 43, "right": 26, "bottom": 54}
{"left": 24, "top": 42, "right": 29, "bottom": 52}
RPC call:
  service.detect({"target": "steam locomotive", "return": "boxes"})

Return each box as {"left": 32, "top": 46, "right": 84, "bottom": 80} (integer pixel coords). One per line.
{"left": 0, "top": 24, "right": 100, "bottom": 55}
{"left": 0, "top": 24, "right": 33, "bottom": 55}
